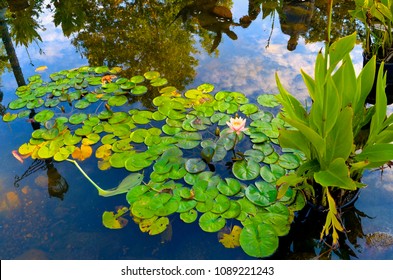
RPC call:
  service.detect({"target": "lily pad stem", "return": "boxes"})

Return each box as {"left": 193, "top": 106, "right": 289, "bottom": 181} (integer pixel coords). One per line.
{"left": 65, "top": 158, "right": 103, "bottom": 193}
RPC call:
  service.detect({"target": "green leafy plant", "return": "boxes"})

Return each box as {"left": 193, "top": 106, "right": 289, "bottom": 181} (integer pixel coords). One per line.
{"left": 350, "top": 0, "right": 393, "bottom": 62}
{"left": 275, "top": 26, "right": 393, "bottom": 246}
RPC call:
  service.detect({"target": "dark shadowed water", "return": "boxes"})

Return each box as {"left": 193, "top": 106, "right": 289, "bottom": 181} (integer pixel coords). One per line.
{"left": 1, "top": 0, "right": 393, "bottom": 260}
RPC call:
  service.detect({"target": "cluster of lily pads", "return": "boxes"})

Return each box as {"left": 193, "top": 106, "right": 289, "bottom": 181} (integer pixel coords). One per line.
{"left": 3, "top": 66, "right": 306, "bottom": 258}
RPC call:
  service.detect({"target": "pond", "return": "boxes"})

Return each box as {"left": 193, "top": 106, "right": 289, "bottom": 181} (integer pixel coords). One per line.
{"left": 1, "top": 0, "right": 393, "bottom": 260}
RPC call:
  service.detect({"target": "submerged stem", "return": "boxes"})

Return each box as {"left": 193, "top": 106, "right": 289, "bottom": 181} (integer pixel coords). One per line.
{"left": 65, "top": 158, "right": 103, "bottom": 192}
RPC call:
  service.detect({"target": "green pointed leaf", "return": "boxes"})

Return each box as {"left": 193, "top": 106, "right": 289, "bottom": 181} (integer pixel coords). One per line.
{"left": 314, "top": 158, "right": 357, "bottom": 190}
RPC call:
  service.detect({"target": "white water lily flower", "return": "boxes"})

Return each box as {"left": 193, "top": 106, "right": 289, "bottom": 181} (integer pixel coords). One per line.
{"left": 226, "top": 116, "right": 247, "bottom": 135}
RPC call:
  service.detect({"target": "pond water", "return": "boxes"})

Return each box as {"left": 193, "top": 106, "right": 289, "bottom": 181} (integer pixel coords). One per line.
{"left": 1, "top": 0, "right": 393, "bottom": 260}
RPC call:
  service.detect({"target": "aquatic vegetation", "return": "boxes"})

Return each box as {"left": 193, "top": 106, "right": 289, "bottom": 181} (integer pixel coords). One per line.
{"left": 275, "top": 30, "right": 393, "bottom": 246}
{"left": 3, "top": 66, "right": 304, "bottom": 258}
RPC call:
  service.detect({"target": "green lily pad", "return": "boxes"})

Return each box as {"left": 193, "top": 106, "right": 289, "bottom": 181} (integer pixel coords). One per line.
{"left": 254, "top": 142, "right": 274, "bottom": 156}
{"left": 217, "top": 178, "right": 242, "bottom": 196}
{"left": 120, "top": 81, "right": 136, "bottom": 90}
{"left": 175, "top": 132, "right": 202, "bottom": 149}
{"left": 126, "top": 185, "right": 150, "bottom": 205}
{"left": 108, "top": 95, "right": 128, "bottom": 106}
{"left": 74, "top": 99, "right": 91, "bottom": 109}
{"left": 232, "top": 160, "right": 260, "bottom": 180}
{"left": 69, "top": 113, "right": 88, "bottom": 125}
{"left": 239, "top": 223, "right": 279, "bottom": 258}
{"left": 198, "top": 212, "right": 226, "bottom": 233}
{"left": 33, "top": 110, "right": 55, "bottom": 123}
{"left": 155, "top": 199, "right": 179, "bottom": 216}
{"left": 263, "top": 152, "right": 279, "bottom": 164}
{"left": 185, "top": 158, "right": 207, "bottom": 173}
{"left": 244, "top": 149, "right": 265, "bottom": 162}
{"left": 278, "top": 153, "right": 300, "bottom": 170}
{"left": 150, "top": 77, "right": 168, "bottom": 87}
{"left": 109, "top": 151, "right": 135, "bottom": 168}
{"left": 44, "top": 99, "right": 60, "bottom": 108}
{"left": 240, "top": 104, "right": 259, "bottom": 115}
{"left": 131, "top": 197, "right": 156, "bottom": 219}
{"left": 245, "top": 181, "right": 277, "bottom": 207}
{"left": 144, "top": 71, "right": 160, "bottom": 80}
{"left": 177, "top": 199, "right": 198, "bottom": 213}
{"left": 141, "top": 216, "right": 169, "bottom": 235}
{"left": 197, "top": 83, "right": 214, "bottom": 93}
{"left": 221, "top": 201, "right": 241, "bottom": 219}
{"left": 41, "top": 128, "right": 59, "bottom": 140}
{"left": 131, "top": 85, "right": 148, "bottom": 95}
{"left": 211, "top": 194, "right": 231, "bottom": 214}
{"left": 8, "top": 99, "right": 28, "bottom": 110}
{"left": 257, "top": 94, "right": 280, "bottom": 107}
{"left": 180, "top": 209, "right": 198, "bottom": 223}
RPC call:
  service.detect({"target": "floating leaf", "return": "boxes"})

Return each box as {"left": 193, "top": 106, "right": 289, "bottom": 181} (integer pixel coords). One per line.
{"left": 232, "top": 160, "right": 260, "bottom": 180}
{"left": 199, "top": 212, "right": 226, "bottom": 232}
{"left": 240, "top": 223, "right": 279, "bottom": 258}
{"left": 108, "top": 95, "right": 128, "bottom": 106}
{"left": 211, "top": 194, "right": 231, "bottom": 214}
{"left": 217, "top": 178, "right": 241, "bottom": 196}
{"left": 221, "top": 201, "right": 241, "bottom": 219}
{"left": 219, "top": 225, "right": 242, "bottom": 248}
{"left": 2, "top": 113, "right": 18, "bottom": 122}
{"left": 245, "top": 181, "right": 277, "bottom": 207}
{"left": 33, "top": 110, "right": 55, "bottom": 123}
{"left": 102, "top": 207, "right": 129, "bottom": 229}
{"left": 69, "top": 113, "right": 88, "bottom": 125}
{"left": 278, "top": 153, "right": 300, "bottom": 169}
{"left": 74, "top": 99, "right": 91, "bottom": 109}
{"left": 144, "top": 71, "right": 160, "bottom": 80}
{"left": 8, "top": 99, "right": 28, "bottom": 110}
{"left": 257, "top": 94, "right": 280, "bottom": 107}
{"left": 139, "top": 216, "right": 169, "bottom": 235}
{"left": 185, "top": 158, "right": 207, "bottom": 173}
{"left": 197, "top": 83, "right": 214, "bottom": 93}
{"left": 240, "top": 104, "right": 258, "bottom": 115}
{"left": 72, "top": 144, "right": 93, "bottom": 161}
{"left": 132, "top": 85, "right": 148, "bottom": 95}
{"left": 180, "top": 209, "right": 198, "bottom": 223}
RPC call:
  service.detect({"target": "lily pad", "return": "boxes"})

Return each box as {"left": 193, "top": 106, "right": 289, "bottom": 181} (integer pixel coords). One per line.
{"left": 257, "top": 94, "right": 280, "bottom": 108}
{"left": 8, "top": 99, "right": 28, "bottom": 110}
{"left": 102, "top": 207, "right": 129, "bottom": 229}
{"left": 132, "top": 85, "right": 148, "bottom": 95}
{"left": 217, "top": 178, "right": 242, "bottom": 196}
{"left": 185, "top": 158, "right": 207, "bottom": 173}
{"left": 278, "top": 153, "right": 300, "bottom": 170}
{"left": 108, "top": 95, "right": 128, "bottom": 106}
{"left": 2, "top": 113, "right": 18, "bottom": 122}
{"left": 245, "top": 181, "right": 277, "bottom": 207}
{"left": 239, "top": 223, "right": 279, "bottom": 258}
{"left": 69, "top": 113, "right": 88, "bottom": 125}
{"left": 33, "top": 110, "right": 55, "bottom": 123}
{"left": 180, "top": 209, "right": 198, "bottom": 223}
{"left": 232, "top": 160, "right": 260, "bottom": 180}
{"left": 144, "top": 71, "right": 160, "bottom": 80}
{"left": 198, "top": 212, "right": 226, "bottom": 232}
